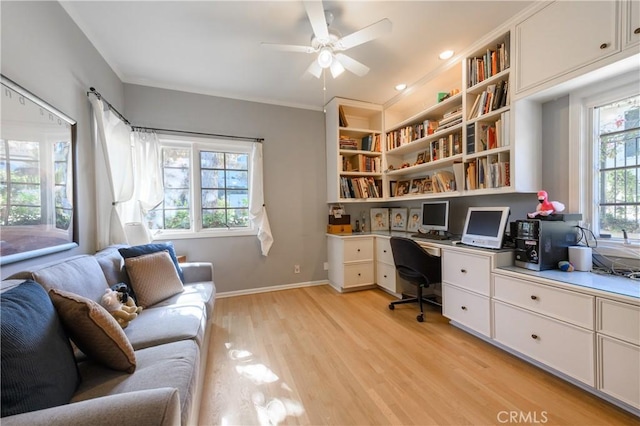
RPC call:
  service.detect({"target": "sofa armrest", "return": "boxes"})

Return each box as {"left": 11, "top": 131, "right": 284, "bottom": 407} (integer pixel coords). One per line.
{"left": 2, "top": 388, "right": 180, "bottom": 426}
{"left": 181, "top": 262, "right": 213, "bottom": 284}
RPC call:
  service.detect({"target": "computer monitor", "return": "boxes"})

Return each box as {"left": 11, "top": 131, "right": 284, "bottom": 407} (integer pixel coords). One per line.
{"left": 421, "top": 200, "right": 449, "bottom": 232}
{"left": 461, "top": 206, "right": 510, "bottom": 249}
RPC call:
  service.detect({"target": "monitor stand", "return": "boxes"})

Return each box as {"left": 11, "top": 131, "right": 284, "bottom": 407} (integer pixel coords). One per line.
{"left": 412, "top": 230, "right": 449, "bottom": 240}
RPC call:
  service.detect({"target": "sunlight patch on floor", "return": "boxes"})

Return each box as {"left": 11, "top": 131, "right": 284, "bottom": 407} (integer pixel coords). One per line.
{"left": 224, "top": 342, "right": 306, "bottom": 425}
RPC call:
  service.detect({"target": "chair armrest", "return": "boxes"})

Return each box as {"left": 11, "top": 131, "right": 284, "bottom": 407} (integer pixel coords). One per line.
{"left": 181, "top": 262, "right": 214, "bottom": 283}
{"left": 2, "top": 388, "right": 180, "bottom": 426}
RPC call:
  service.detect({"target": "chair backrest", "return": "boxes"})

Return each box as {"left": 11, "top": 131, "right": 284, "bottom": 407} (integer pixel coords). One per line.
{"left": 389, "top": 237, "right": 442, "bottom": 285}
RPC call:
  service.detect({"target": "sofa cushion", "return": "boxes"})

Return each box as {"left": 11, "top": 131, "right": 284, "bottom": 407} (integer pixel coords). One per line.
{"left": 30, "top": 255, "right": 110, "bottom": 302}
{"left": 1, "top": 280, "right": 79, "bottom": 417}
{"left": 124, "top": 251, "right": 184, "bottom": 308}
{"left": 124, "top": 302, "right": 207, "bottom": 350}
{"left": 153, "top": 282, "right": 215, "bottom": 318}
{"left": 73, "top": 339, "right": 199, "bottom": 426}
{"left": 49, "top": 288, "right": 136, "bottom": 373}
{"left": 94, "top": 244, "right": 129, "bottom": 287}
{"left": 119, "top": 242, "right": 184, "bottom": 282}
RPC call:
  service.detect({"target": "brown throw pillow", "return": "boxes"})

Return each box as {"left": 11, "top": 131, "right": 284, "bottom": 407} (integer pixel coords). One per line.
{"left": 48, "top": 288, "right": 136, "bottom": 373}
{"left": 124, "top": 250, "right": 184, "bottom": 308}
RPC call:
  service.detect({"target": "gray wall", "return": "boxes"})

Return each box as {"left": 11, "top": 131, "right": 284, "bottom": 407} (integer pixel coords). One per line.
{"left": 1, "top": 1, "right": 123, "bottom": 279}
{"left": 123, "top": 84, "right": 327, "bottom": 293}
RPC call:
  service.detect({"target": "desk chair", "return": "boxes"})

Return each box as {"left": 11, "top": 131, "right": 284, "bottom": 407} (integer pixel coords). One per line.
{"left": 388, "top": 237, "right": 442, "bottom": 322}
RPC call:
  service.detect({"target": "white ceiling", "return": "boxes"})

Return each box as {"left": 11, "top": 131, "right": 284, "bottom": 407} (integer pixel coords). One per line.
{"left": 61, "top": 1, "right": 534, "bottom": 110}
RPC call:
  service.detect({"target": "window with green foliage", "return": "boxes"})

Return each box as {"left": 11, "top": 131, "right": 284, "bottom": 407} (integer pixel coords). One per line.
{"left": 594, "top": 94, "right": 639, "bottom": 239}
{"left": 147, "top": 135, "right": 256, "bottom": 238}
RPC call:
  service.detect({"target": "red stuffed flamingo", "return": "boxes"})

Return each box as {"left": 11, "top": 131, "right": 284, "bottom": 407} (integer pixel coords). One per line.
{"left": 527, "top": 190, "right": 565, "bottom": 218}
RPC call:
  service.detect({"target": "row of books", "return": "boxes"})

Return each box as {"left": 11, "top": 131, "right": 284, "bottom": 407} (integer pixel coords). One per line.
{"left": 339, "top": 134, "right": 381, "bottom": 152}
{"left": 469, "top": 80, "right": 509, "bottom": 118}
{"left": 340, "top": 176, "right": 382, "bottom": 199}
{"left": 465, "top": 159, "right": 511, "bottom": 190}
{"left": 341, "top": 154, "right": 382, "bottom": 173}
{"left": 467, "top": 40, "right": 510, "bottom": 87}
{"left": 479, "top": 111, "right": 510, "bottom": 150}
{"left": 431, "top": 132, "right": 462, "bottom": 161}
{"left": 386, "top": 123, "right": 429, "bottom": 150}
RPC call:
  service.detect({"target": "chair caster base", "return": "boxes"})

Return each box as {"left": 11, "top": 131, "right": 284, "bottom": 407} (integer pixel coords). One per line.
{"left": 417, "top": 314, "right": 424, "bottom": 322}
{"left": 388, "top": 303, "right": 395, "bottom": 310}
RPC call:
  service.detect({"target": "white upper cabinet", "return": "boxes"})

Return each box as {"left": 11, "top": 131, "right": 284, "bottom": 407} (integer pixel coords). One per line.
{"left": 515, "top": 1, "right": 621, "bottom": 94}
{"left": 623, "top": 0, "right": 640, "bottom": 49}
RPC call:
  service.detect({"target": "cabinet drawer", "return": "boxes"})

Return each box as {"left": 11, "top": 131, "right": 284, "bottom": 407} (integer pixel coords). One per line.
{"left": 443, "top": 284, "right": 491, "bottom": 337}
{"left": 375, "top": 237, "right": 394, "bottom": 265}
{"left": 494, "top": 301, "right": 595, "bottom": 386}
{"left": 493, "top": 274, "right": 594, "bottom": 329}
{"left": 597, "top": 335, "right": 640, "bottom": 409}
{"left": 343, "top": 263, "right": 374, "bottom": 288}
{"left": 376, "top": 262, "right": 397, "bottom": 293}
{"left": 442, "top": 251, "right": 491, "bottom": 295}
{"left": 597, "top": 298, "right": 640, "bottom": 345}
{"left": 343, "top": 238, "right": 374, "bottom": 262}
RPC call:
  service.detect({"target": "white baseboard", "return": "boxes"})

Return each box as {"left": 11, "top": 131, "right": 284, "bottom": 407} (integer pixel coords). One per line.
{"left": 216, "top": 280, "right": 329, "bottom": 298}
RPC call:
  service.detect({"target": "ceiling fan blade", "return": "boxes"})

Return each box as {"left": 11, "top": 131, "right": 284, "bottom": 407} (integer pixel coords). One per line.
{"left": 334, "top": 53, "right": 370, "bottom": 77}
{"left": 335, "top": 18, "right": 392, "bottom": 51}
{"left": 303, "top": 0, "right": 329, "bottom": 42}
{"left": 260, "top": 42, "right": 315, "bottom": 54}
{"left": 305, "top": 59, "right": 323, "bottom": 79}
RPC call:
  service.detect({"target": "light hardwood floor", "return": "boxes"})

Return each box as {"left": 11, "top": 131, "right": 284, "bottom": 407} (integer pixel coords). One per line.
{"left": 198, "top": 285, "right": 638, "bottom": 425}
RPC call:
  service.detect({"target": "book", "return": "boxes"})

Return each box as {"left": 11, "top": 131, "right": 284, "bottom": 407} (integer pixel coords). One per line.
{"left": 469, "top": 94, "right": 481, "bottom": 118}
{"left": 338, "top": 105, "right": 348, "bottom": 127}
{"left": 466, "top": 123, "right": 475, "bottom": 154}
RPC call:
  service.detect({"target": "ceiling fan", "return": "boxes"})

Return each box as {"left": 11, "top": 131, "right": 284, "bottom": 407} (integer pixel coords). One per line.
{"left": 261, "top": 0, "right": 392, "bottom": 78}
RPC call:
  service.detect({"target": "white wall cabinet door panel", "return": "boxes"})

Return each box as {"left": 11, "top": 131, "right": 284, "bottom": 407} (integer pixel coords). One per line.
{"left": 516, "top": 0, "right": 620, "bottom": 93}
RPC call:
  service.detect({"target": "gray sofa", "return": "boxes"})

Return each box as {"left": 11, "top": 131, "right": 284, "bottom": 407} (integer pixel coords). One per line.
{"left": 1, "top": 244, "right": 215, "bottom": 426}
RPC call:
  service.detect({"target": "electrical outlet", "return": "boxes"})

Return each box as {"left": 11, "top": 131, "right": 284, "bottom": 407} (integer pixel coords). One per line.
{"left": 294, "top": 264, "right": 300, "bottom": 274}
{"left": 323, "top": 262, "right": 329, "bottom": 270}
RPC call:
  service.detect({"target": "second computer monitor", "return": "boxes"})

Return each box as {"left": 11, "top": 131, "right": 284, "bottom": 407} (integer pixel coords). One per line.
{"left": 421, "top": 200, "right": 449, "bottom": 233}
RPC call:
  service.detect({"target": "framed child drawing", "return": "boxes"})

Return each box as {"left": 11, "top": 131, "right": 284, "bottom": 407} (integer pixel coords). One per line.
{"left": 370, "top": 208, "right": 389, "bottom": 231}
{"left": 390, "top": 208, "right": 407, "bottom": 231}
{"left": 407, "top": 208, "right": 422, "bottom": 232}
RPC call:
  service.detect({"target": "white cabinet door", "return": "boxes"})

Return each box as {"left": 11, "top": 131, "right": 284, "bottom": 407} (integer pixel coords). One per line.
{"left": 623, "top": 0, "right": 640, "bottom": 49}
{"left": 494, "top": 301, "right": 595, "bottom": 386}
{"left": 343, "top": 238, "right": 374, "bottom": 262}
{"left": 344, "top": 263, "right": 375, "bottom": 288}
{"left": 443, "top": 283, "right": 491, "bottom": 337}
{"left": 516, "top": 0, "right": 620, "bottom": 93}
{"left": 376, "top": 262, "right": 397, "bottom": 293}
{"left": 597, "top": 334, "right": 640, "bottom": 409}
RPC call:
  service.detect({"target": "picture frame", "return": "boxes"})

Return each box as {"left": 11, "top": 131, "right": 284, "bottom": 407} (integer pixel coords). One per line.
{"left": 415, "top": 151, "right": 425, "bottom": 165}
{"left": 395, "top": 180, "right": 410, "bottom": 197}
{"left": 390, "top": 208, "right": 407, "bottom": 231}
{"left": 370, "top": 208, "right": 389, "bottom": 231}
{"left": 409, "top": 178, "right": 422, "bottom": 194}
{"left": 421, "top": 176, "right": 433, "bottom": 193}
{"left": 0, "top": 74, "right": 78, "bottom": 265}
{"left": 407, "top": 208, "right": 422, "bottom": 232}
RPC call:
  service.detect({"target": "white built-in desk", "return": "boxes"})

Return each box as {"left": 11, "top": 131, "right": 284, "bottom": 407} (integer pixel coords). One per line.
{"left": 326, "top": 232, "right": 640, "bottom": 416}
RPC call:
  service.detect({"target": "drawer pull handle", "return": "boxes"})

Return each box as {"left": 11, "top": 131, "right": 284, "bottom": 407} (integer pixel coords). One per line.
{"left": 383, "top": 249, "right": 387, "bottom": 253}
{"left": 635, "top": 28, "right": 640, "bottom": 34}
{"left": 600, "top": 42, "right": 609, "bottom": 49}
{"left": 358, "top": 273, "right": 361, "bottom": 276}
{"left": 357, "top": 249, "right": 361, "bottom": 252}
{"left": 461, "top": 306, "right": 467, "bottom": 311}
{"left": 460, "top": 269, "right": 467, "bottom": 273}
{"left": 383, "top": 275, "right": 387, "bottom": 278}
{"left": 530, "top": 295, "right": 538, "bottom": 300}
{"left": 531, "top": 334, "right": 538, "bottom": 340}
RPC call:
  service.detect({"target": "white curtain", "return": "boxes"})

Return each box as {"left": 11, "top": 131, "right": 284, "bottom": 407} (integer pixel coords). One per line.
{"left": 90, "top": 98, "right": 164, "bottom": 248}
{"left": 249, "top": 142, "right": 273, "bottom": 256}
{"left": 90, "top": 97, "right": 134, "bottom": 248}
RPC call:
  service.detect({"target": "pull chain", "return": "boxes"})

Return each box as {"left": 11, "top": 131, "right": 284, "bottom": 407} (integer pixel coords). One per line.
{"left": 323, "top": 69, "right": 327, "bottom": 113}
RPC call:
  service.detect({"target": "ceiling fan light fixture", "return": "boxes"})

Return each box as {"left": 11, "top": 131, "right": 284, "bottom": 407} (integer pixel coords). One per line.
{"left": 330, "top": 59, "right": 345, "bottom": 78}
{"left": 317, "top": 47, "right": 333, "bottom": 68}
{"left": 395, "top": 83, "right": 407, "bottom": 91}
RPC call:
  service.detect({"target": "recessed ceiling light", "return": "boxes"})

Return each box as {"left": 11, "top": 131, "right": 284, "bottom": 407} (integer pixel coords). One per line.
{"left": 439, "top": 50, "right": 454, "bottom": 60}
{"left": 395, "top": 83, "right": 407, "bottom": 91}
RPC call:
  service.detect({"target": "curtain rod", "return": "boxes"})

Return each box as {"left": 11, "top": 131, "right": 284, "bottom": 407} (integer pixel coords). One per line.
{"left": 86, "top": 87, "right": 264, "bottom": 143}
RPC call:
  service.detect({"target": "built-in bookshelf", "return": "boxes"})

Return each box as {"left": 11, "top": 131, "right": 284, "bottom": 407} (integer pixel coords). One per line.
{"left": 326, "top": 30, "right": 540, "bottom": 203}
{"left": 326, "top": 98, "right": 383, "bottom": 202}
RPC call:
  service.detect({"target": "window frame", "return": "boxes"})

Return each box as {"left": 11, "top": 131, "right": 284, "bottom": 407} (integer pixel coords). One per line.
{"left": 150, "top": 134, "right": 258, "bottom": 240}
{"left": 569, "top": 71, "right": 640, "bottom": 254}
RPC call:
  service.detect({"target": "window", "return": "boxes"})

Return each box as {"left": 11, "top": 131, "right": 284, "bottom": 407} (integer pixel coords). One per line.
{"left": 147, "top": 135, "right": 257, "bottom": 238}
{"left": 594, "top": 95, "right": 639, "bottom": 240}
